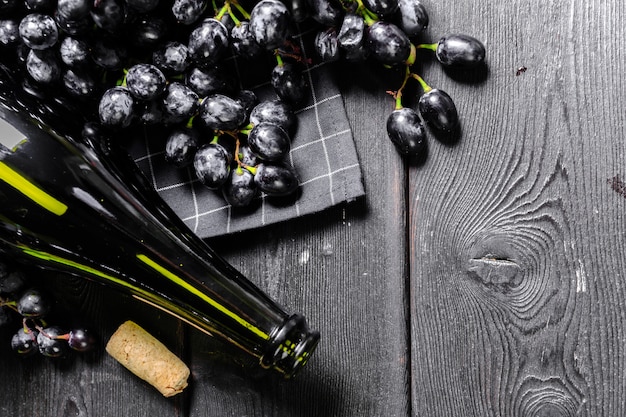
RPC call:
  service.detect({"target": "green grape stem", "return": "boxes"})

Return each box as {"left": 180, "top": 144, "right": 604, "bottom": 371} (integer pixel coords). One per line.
{"left": 406, "top": 44, "right": 417, "bottom": 66}
{"left": 0, "top": 296, "right": 17, "bottom": 312}
{"left": 416, "top": 42, "right": 438, "bottom": 52}
{"left": 411, "top": 73, "right": 432, "bottom": 93}
{"left": 353, "top": 0, "right": 378, "bottom": 25}
{"left": 387, "top": 68, "right": 434, "bottom": 109}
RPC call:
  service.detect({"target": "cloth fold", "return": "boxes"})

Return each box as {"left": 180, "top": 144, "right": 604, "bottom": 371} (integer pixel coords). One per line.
{"left": 127, "top": 26, "right": 365, "bottom": 239}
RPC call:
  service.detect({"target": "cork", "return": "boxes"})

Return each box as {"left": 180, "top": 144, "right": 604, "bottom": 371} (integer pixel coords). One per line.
{"left": 106, "top": 320, "right": 190, "bottom": 397}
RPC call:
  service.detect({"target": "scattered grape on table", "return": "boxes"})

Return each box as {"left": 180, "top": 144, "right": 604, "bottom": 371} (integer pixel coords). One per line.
{"left": 0, "top": 257, "right": 97, "bottom": 359}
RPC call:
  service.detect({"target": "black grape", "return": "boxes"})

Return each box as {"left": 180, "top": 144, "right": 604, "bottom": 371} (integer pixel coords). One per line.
{"left": 222, "top": 169, "right": 258, "bottom": 208}
{"left": 435, "top": 34, "right": 486, "bottom": 67}
{"left": 198, "top": 93, "right": 247, "bottom": 131}
{"left": 194, "top": 143, "right": 231, "bottom": 189}
{"left": 247, "top": 122, "right": 291, "bottom": 161}
{"left": 249, "top": 0, "right": 292, "bottom": 50}
{"left": 365, "top": 21, "right": 411, "bottom": 65}
{"left": 386, "top": 107, "right": 427, "bottom": 156}
{"left": 254, "top": 162, "right": 299, "bottom": 196}
{"left": 418, "top": 88, "right": 459, "bottom": 135}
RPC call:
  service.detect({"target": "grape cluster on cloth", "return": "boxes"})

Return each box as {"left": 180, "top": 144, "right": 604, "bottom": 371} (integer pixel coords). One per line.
{"left": 0, "top": 0, "right": 366, "bottom": 238}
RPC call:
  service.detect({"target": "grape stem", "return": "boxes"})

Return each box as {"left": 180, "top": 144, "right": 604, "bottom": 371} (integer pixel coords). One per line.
{"left": 411, "top": 73, "right": 432, "bottom": 93}
{"left": 416, "top": 42, "right": 438, "bottom": 52}
{"left": 0, "top": 296, "right": 18, "bottom": 312}
{"left": 387, "top": 68, "right": 433, "bottom": 109}
{"left": 233, "top": 138, "right": 255, "bottom": 175}
{"left": 353, "top": 0, "right": 378, "bottom": 25}
{"left": 215, "top": 0, "right": 250, "bottom": 26}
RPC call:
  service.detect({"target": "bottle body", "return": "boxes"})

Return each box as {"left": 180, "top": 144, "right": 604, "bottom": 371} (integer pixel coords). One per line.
{"left": 0, "top": 65, "right": 319, "bottom": 378}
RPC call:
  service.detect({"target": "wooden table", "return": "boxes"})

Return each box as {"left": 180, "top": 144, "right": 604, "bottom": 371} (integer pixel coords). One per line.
{"left": 2, "top": 0, "right": 626, "bottom": 415}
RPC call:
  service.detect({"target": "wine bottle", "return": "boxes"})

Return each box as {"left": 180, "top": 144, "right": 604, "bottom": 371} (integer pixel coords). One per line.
{"left": 0, "top": 62, "right": 319, "bottom": 378}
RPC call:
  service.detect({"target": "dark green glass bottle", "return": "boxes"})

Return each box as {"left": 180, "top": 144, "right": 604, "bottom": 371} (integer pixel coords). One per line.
{"left": 0, "top": 63, "right": 319, "bottom": 379}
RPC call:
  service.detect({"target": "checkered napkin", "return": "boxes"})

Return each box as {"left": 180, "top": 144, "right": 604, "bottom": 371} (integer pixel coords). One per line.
{"left": 126, "top": 26, "right": 365, "bottom": 239}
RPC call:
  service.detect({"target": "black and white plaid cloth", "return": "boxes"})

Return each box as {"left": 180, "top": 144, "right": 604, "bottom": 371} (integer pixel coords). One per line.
{"left": 127, "top": 27, "right": 365, "bottom": 239}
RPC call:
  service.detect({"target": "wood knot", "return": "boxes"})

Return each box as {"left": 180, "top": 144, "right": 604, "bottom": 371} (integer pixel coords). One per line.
{"left": 467, "top": 256, "right": 522, "bottom": 289}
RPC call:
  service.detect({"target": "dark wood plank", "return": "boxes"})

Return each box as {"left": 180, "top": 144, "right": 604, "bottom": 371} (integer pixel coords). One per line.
{"left": 409, "top": 0, "right": 626, "bottom": 415}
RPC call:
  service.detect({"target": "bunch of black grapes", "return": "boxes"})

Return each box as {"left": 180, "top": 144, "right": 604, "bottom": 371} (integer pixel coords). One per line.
{"left": 310, "top": 0, "right": 486, "bottom": 157}
{"left": 0, "top": 0, "right": 486, "bottom": 204}
{"left": 0, "top": 257, "right": 97, "bottom": 359}
{"left": 0, "top": 0, "right": 308, "bottom": 208}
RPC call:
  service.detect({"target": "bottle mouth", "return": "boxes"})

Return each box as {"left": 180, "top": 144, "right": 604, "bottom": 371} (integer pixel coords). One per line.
{"left": 260, "top": 314, "right": 320, "bottom": 379}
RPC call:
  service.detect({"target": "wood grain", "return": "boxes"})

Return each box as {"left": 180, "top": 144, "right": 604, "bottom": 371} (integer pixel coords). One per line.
{"left": 410, "top": 0, "right": 626, "bottom": 416}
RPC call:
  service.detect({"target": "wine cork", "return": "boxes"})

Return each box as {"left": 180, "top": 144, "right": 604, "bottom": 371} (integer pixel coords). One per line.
{"left": 106, "top": 320, "right": 190, "bottom": 397}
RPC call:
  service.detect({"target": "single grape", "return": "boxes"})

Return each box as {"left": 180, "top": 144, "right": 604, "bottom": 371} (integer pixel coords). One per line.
{"left": 90, "top": 0, "right": 125, "bottom": 33}
{"left": 56, "top": 0, "right": 91, "bottom": 21}
{"left": 98, "top": 86, "right": 135, "bottom": 129}
{"left": 59, "top": 36, "right": 91, "bottom": 67}
{"left": 230, "top": 21, "right": 264, "bottom": 60}
{"left": 394, "top": 0, "right": 428, "bottom": 37}
{"left": 249, "top": 99, "right": 296, "bottom": 133}
{"left": 152, "top": 41, "right": 190, "bottom": 74}
{"left": 198, "top": 93, "right": 247, "bottom": 131}
{"left": 271, "top": 62, "right": 308, "bottom": 105}
{"left": 194, "top": 143, "right": 231, "bottom": 189}
{"left": 26, "top": 48, "right": 62, "bottom": 84}
{"left": 16, "top": 288, "right": 52, "bottom": 318}
{"left": 337, "top": 13, "right": 370, "bottom": 61}
{"left": 435, "top": 34, "right": 486, "bottom": 67}
{"left": 188, "top": 18, "right": 229, "bottom": 65}
{"left": 53, "top": 11, "right": 92, "bottom": 36}
{"left": 365, "top": 20, "right": 411, "bottom": 65}
{"left": 222, "top": 168, "right": 258, "bottom": 207}
{"left": 172, "top": 0, "right": 207, "bottom": 25}
{"left": 125, "top": 63, "right": 166, "bottom": 101}
{"left": 185, "top": 65, "right": 236, "bottom": 97}
{"left": 160, "top": 81, "right": 199, "bottom": 124}
{"left": 11, "top": 327, "right": 39, "bottom": 357}
{"left": 37, "top": 326, "right": 69, "bottom": 357}
{"left": 386, "top": 107, "right": 427, "bottom": 156}
{"left": 418, "top": 88, "right": 459, "bottom": 134}
{"left": 249, "top": 0, "right": 292, "bottom": 50}
{"left": 247, "top": 122, "right": 291, "bottom": 161}
{"left": 304, "top": 0, "right": 343, "bottom": 26}
{"left": 18, "top": 13, "right": 58, "bottom": 50}
{"left": 314, "top": 28, "right": 341, "bottom": 62}
{"left": 362, "top": 0, "right": 398, "bottom": 19}
{"left": 238, "top": 143, "right": 259, "bottom": 167}
{"left": 67, "top": 328, "right": 96, "bottom": 352}
{"left": 165, "top": 127, "right": 200, "bottom": 167}
{"left": 234, "top": 89, "right": 259, "bottom": 121}
{"left": 0, "top": 19, "right": 20, "bottom": 47}
{"left": 254, "top": 162, "right": 299, "bottom": 196}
